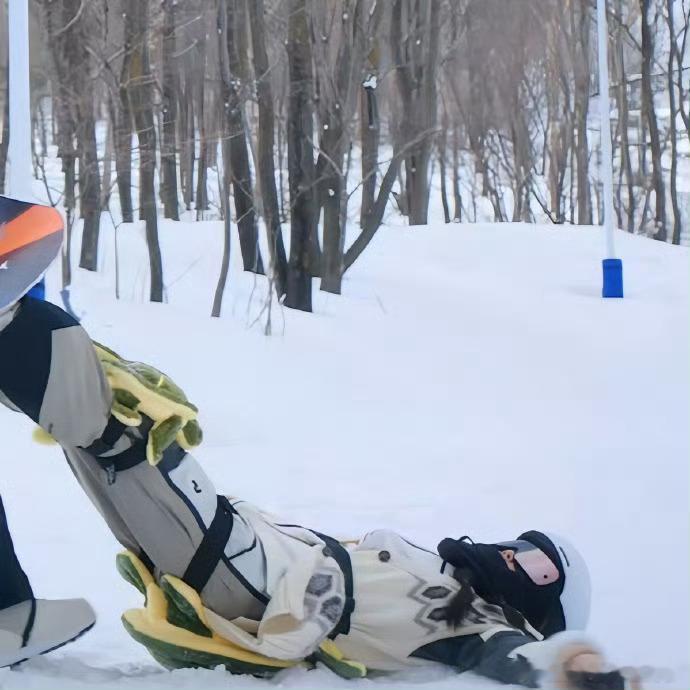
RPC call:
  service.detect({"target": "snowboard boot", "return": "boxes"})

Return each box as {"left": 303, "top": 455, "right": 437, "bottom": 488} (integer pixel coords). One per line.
{"left": 0, "top": 597, "right": 96, "bottom": 667}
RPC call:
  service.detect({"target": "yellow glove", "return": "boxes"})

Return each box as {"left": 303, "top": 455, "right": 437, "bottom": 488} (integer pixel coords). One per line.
{"left": 116, "top": 551, "right": 366, "bottom": 678}
{"left": 93, "top": 342, "right": 203, "bottom": 465}
{"left": 32, "top": 426, "right": 57, "bottom": 446}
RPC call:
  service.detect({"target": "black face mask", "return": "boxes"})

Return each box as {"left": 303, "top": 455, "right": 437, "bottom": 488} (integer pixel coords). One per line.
{"left": 437, "top": 536, "right": 562, "bottom": 634}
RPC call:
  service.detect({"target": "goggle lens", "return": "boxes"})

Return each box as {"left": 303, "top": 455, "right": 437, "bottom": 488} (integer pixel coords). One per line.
{"left": 497, "top": 540, "right": 560, "bottom": 585}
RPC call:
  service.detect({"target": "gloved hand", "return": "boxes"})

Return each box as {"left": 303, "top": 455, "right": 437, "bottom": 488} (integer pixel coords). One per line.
{"left": 116, "top": 551, "right": 366, "bottom": 678}
{"left": 556, "top": 647, "right": 643, "bottom": 690}
{"left": 565, "top": 669, "right": 640, "bottom": 690}
{"left": 93, "top": 342, "right": 203, "bottom": 465}
{"left": 32, "top": 426, "right": 57, "bottom": 446}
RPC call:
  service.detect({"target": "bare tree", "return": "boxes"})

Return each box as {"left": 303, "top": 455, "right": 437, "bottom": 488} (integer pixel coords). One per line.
{"left": 160, "top": 0, "right": 180, "bottom": 220}
{"left": 359, "top": 49, "right": 381, "bottom": 227}
{"left": 284, "top": 0, "right": 315, "bottom": 311}
{"left": 665, "top": 0, "right": 682, "bottom": 245}
{"left": 672, "top": 1, "right": 690, "bottom": 139}
{"left": 219, "top": 0, "right": 264, "bottom": 274}
{"left": 53, "top": 0, "right": 102, "bottom": 270}
{"left": 313, "top": 0, "right": 370, "bottom": 294}
{"left": 246, "top": 0, "right": 289, "bottom": 297}
{"left": 572, "top": 0, "right": 593, "bottom": 225}
{"left": 612, "top": 0, "right": 635, "bottom": 232}
{"left": 177, "top": 5, "right": 200, "bottom": 213}
{"left": 640, "top": 0, "right": 667, "bottom": 240}
{"left": 390, "top": 0, "right": 441, "bottom": 226}
{"left": 194, "top": 28, "right": 209, "bottom": 216}
{"left": 124, "top": 0, "right": 164, "bottom": 301}
{"left": 0, "top": 66, "right": 8, "bottom": 195}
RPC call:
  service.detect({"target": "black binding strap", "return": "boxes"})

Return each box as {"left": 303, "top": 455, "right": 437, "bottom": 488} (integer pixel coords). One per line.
{"left": 183, "top": 496, "right": 235, "bottom": 592}
{"left": 84, "top": 415, "right": 128, "bottom": 456}
{"left": 83, "top": 416, "right": 164, "bottom": 484}
{"left": 20, "top": 597, "right": 37, "bottom": 648}
{"left": 311, "top": 531, "right": 355, "bottom": 638}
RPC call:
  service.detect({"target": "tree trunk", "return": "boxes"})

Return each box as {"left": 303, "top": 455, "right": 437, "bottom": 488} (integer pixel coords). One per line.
{"left": 160, "top": 0, "right": 180, "bottom": 220}
{"left": 125, "top": 0, "right": 164, "bottom": 302}
{"left": 0, "top": 68, "right": 8, "bottom": 194}
{"left": 640, "top": 0, "right": 666, "bottom": 240}
{"left": 284, "top": 0, "right": 315, "bottom": 312}
{"left": 390, "top": 0, "right": 440, "bottom": 226}
{"left": 665, "top": 0, "right": 681, "bottom": 245}
{"left": 77, "top": 104, "right": 101, "bottom": 270}
{"left": 43, "top": 0, "right": 77, "bottom": 262}
{"left": 219, "top": 0, "right": 264, "bottom": 274}
{"left": 671, "top": 7, "right": 690, "bottom": 140}
{"left": 212, "top": 144, "right": 233, "bottom": 317}
{"left": 195, "top": 46, "right": 209, "bottom": 216}
{"left": 452, "top": 126, "right": 462, "bottom": 221}
{"left": 438, "top": 133, "right": 450, "bottom": 224}
{"left": 246, "top": 0, "right": 288, "bottom": 297}
{"left": 344, "top": 155, "right": 400, "bottom": 271}
{"left": 277, "top": 101, "right": 287, "bottom": 221}
{"left": 37, "top": 99, "right": 48, "bottom": 168}
{"left": 545, "top": 15, "right": 569, "bottom": 223}
{"left": 115, "top": 76, "right": 134, "bottom": 223}
{"left": 180, "top": 89, "right": 195, "bottom": 210}
{"left": 360, "top": 82, "right": 379, "bottom": 227}
{"left": 614, "top": 0, "right": 635, "bottom": 233}
{"left": 55, "top": 0, "right": 101, "bottom": 271}
{"left": 573, "top": 0, "right": 592, "bottom": 225}
{"left": 320, "top": 166, "right": 344, "bottom": 293}
{"left": 100, "top": 118, "right": 113, "bottom": 210}
{"left": 317, "top": 0, "right": 366, "bottom": 295}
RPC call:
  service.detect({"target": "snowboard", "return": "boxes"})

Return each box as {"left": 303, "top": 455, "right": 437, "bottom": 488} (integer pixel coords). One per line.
{"left": 0, "top": 196, "right": 63, "bottom": 310}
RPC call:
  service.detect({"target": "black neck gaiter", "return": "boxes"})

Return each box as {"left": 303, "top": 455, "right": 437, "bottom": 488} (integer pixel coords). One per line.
{"left": 438, "top": 537, "right": 559, "bottom": 633}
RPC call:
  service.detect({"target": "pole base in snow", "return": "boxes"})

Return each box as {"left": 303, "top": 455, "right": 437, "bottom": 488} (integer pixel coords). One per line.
{"left": 602, "top": 259, "right": 624, "bottom": 298}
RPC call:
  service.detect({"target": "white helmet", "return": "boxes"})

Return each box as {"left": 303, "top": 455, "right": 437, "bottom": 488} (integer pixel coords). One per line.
{"left": 517, "top": 530, "right": 592, "bottom": 634}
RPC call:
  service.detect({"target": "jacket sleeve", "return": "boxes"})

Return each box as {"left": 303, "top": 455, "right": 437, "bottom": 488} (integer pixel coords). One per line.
{"left": 413, "top": 629, "right": 542, "bottom": 687}
{"left": 413, "top": 629, "right": 603, "bottom": 688}
{"left": 0, "top": 297, "right": 111, "bottom": 448}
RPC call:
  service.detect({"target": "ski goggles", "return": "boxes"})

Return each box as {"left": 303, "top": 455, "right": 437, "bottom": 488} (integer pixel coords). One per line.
{"left": 496, "top": 540, "right": 560, "bottom": 586}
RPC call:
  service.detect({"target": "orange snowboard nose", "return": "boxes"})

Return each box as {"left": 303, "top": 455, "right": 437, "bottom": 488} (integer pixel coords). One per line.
{"left": 0, "top": 205, "right": 63, "bottom": 258}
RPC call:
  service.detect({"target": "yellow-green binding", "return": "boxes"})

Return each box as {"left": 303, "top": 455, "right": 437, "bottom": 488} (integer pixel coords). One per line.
{"left": 314, "top": 640, "right": 367, "bottom": 679}
{"left": 115, "top": 550, "right": 155, "bottom": 599}
{"left": 160, "top": 576, "right": 212, "bottom": 638}
{"left": 122, "top": 617, "right": 286, "bottom": 676}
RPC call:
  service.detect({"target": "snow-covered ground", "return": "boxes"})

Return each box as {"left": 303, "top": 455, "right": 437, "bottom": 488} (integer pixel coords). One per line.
{"left": 0, "top": 218, "right": 688, "bottom": 689}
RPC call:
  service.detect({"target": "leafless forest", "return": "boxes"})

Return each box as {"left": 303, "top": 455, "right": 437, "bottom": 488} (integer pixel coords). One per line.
{"left": 0, "top": 0, "right": 688, "bottom": 312}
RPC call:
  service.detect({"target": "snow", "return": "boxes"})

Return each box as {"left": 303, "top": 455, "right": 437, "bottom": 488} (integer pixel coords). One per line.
{"left": 1, "top": 218, "right": 688, "bottom": 689}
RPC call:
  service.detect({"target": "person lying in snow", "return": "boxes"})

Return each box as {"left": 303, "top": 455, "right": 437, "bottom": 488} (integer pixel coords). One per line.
{"left": 0, "top": 212, "right": 639, "bottom": 689}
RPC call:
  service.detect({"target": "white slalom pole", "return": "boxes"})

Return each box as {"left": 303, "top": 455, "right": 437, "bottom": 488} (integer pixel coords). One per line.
{"left": 8, "top": 0, "right": 33, "bottom": 201}
{"left": 596, "top": 0, "right": 624, "bottom": 297}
